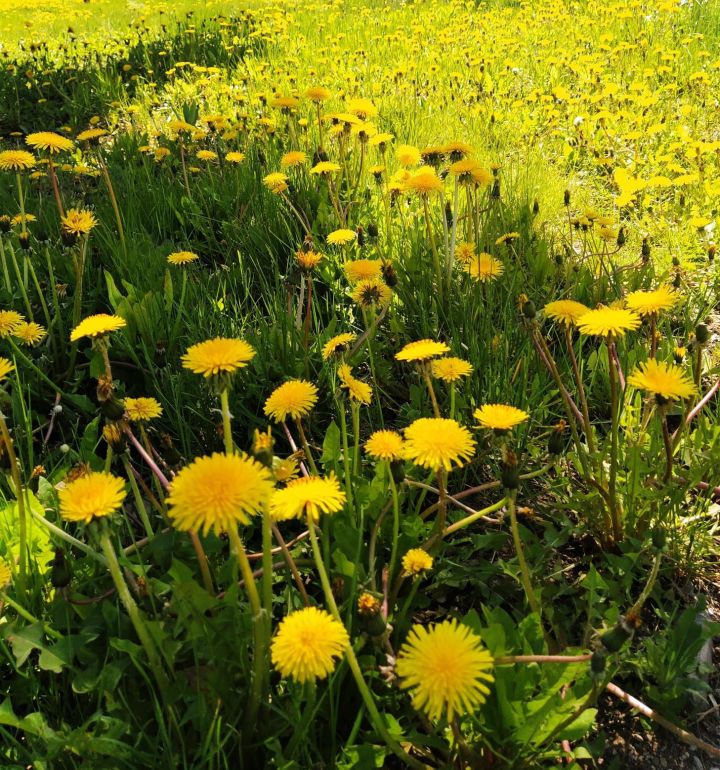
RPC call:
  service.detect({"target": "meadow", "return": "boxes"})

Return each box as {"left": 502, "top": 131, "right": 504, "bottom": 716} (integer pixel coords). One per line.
{"left": 1, "top": 0, "right": 720, "bottom": 767}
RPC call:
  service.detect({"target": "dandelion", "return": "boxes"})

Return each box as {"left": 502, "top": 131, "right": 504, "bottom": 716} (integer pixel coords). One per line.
{"left": 625, "top": 286, "right": 677, "bottom": 318}
{"left": 397, "top": 144, "right": 421, "bottom": 166}
{"left": 365, "top": 429, "right": 405, "bottom": 461}
{"left": 474, "top": 404, "right": 529, "bottom": 432}
{"left": 431, "top": 357, "right": 473, "bottom": 382}
{"left": 225, "top": 151, "right": 245, "bottom": 164}
{"left": 0, "top": 357, "right": 15, "bottom": 381}
{"left": 404, "top": 418, "right": 475, "bottom": 471}
{"left": 327, "top": 228, "right": 357, "bottom": 246}
{"left": 196, "top": 149, "right": 218, "bottom": 162}
{"left": 402, "top": 548, "right": 434, "bottom": 575}
{"left": 281, "top": 150, "right": 307, "bottom": 167}
{"left": 0, "top": 310, "right": 24, "bottom": 337}
{"left": 351, "top": 278, "right": 392, "bottom": 308}
{"left": 167, "top": 251, "right": 199, "bottom": 266}
{"left": 124, "top": 397, "right": 163, "bottom": 422}
{"left": 76, "top": 127, "right": 107, "bottom": 143}
{"left": 271, "top": 606, "right": 349, "bottom": 683}
{"left": 13, "top": 321, "right": 46, "bottom": 346}
{"left": 167, "top": 453, "right": 274, "bottom": 535}
{"left": 627, "top": 359, "right": 696, "bottom": 401}
{"left": 305, "top": 86, "right": 331, "bottom": 102}
{"left": 263, "top": 172, "right": 289, "bottom": 194}
{"left": 270, "top": 474, "right": 346, "bottom": 522}
{"left": 310, "top": 160, "right": 341, "bottom": 175}
{"left": 464, "top": 253, "right": 504, "bottom": 283}
{"left": 182, "top": 338, "right": 256, "bottom": 378}
{"left": 576, "top": 307, "right": 641, "bottom": 338}
{"left": 70, "top": 314, "right": 126, "bottom": 342}
{"left": 61, "top": 208, "right": 97, "bottom": 236}
{"left": 344, "top": 259, "right": 382, "bottom": 282}
{"left": 404, "top": 168, "right": 444, "bottom": 196}
{"left": 322, "top": 333, "right": 355, "bottom": 360}
{"left": 0, "top": 150, "right": 36, "bottom": 171}
{"left": 395, "top": 339, "right": 450, "bottom": 362}
{"left": 338, "top": 363, "right": 372, "bottom": 404}
{"left": 264, "top": 380, "right": 319, "bottom": 422}
{"left": 396, "top": 619, "right": 495, "bottom": 721}
{"left": 544, "top": 299, "right": 590, "bottom": 326}
{"left": 59, "top": 471, "right": 126, "bottom": 524}
{"left": 26, "top": 131, "right": 74, "bottom": 153}
{"left": 296, "top": 249, "right": 323, "bottom": 270}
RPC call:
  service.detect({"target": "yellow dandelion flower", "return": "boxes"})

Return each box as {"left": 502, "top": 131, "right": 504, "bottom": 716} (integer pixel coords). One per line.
{"left": 0, "top": 357, "right": 15, "bottom": 381}
{"left": 338, "top": 363, "right": 372, "bottom": 404}
{"left": 0, "top": 559, "right": 12, "bottom": 589}
{"left": 264, "top": 380, "right": 318, "bottom": 422}
{"left": 167, "top": 453, "right": 274, "bottom": 535}
{"left": 11, "top": 213, "right": 36, "bottom": 228}
{"left": 225, "top": 151, "right": 245, "bottom": 164}
{"left": 347, "top": 97, "right": 377, "bottom": 119}
{"left": 196, "top": 150, "right": 218, "bottom": 162}
{"left": 343, "top": 259, "right": 382, "bottom": 283}
{"left": 627, "top": 359, "right": 696, "bottom": 401}
{"left": 404, "top": 418, "right": 475, "bottom": 471}
{"left": 625, "top": 286, "right": 678, "bottom": 318}
{"left": 305, "top": 86, "right": 332, "bottom": 102}
{"left": 281, "top": 150, "right": 307, "bottom": 167}
{"left": 327, "top": 228, "right": 357, "bottom": 246}
{"left": 273, "top": 456, "right": 300, "bottom": 483}
{"left": 26, "top": 131, "right": 74, "bottom": 154}
{"left": 577, "top": 307, "right": 641, "bottom": 338}
{"left": 271, "top": 606, "right": 349, "bottom": 683}
{"left": 270, "top": 95, "right": 300, "bottom": 110}
{"left": 351, "top": 278, "right": 392, "bottom": 308}
{"left": 0, "top": 310, "right": 24, "bottom": 338}
{"left": 182, "top": 338, "right": 256, "bottom": 378}
{"left": 0, "top": 150, "right": 36, "bottom": 171}
{"left": 296, "top": 249, "right": 323, "bottom": 270}
{"left": 454, "top": 242, "right": 476, "bottom": 264}
{"left": 544, "top": 300, "right": 590, "bottom": 326}
{"left": 395, "top": 339, "right": 450, "bottom": 362}
{"left": 365, "top": 429, "right": 404, "bottom": 461}
{"left": 404, "top": 168, "right": 444, "bottom": 196}
{"left": 358, "top": 592, "right": 381, "bottom": 615}
{"left": 59, "top": 471, "right": 126, "bottom": 524}
{"left": 464, "top": 254, "right": 504, "bottom": 283}
{"left": 397, "top": 144, "right": 421, "bottom": 167}
{"left": 396, "top": 619, "right": 495, "bottom": 721}
{"left": 431, "top": 357, "right": 473, "bottom": 382}
{"left": 263, "top": 172, "right": 289, "bottom": 194}
{"left": 474, "top": 404, "right": 529, "bottom": 432}
{"left": 13, "top": 321, "right": 46, "bottom": 346}
{"left": 70, "top": 314, "right": 126, "bottom": 342}
{"left": 167, "top": 251, "right": 199, "bottom": 266}
{"left": 270, "top": 474, "right": 346, "bottom": 522}
{"left": 310, "top": 160, "right": 341, "bottom": 175}
{"left": 322, "top": 333, "right": 355, "bottom": 360}
{"left": 76, "top": 128, "right": 107, "bottom": 142}
{"left": 402, "top": 548, "right": 433, "bottom": 575}
{"left": 124, "top": 397, "right": 163, "bottom": 422}
{"left": 61, "top": 208, "right": 98, "bottom": 236}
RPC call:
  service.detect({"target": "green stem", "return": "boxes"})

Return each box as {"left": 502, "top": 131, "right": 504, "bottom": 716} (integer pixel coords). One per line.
{"left": 170, "top": 269, "right": 188, "bottom": 346}
{"left": 507, "top": 492, "right": 542, "bottom": 616}
{"left": 628, "top": 550, "right": 662, "bottom": 617}
{"left": 122, "top": 455, "right": 154, "bottom": 539}
{"left": 0, "top": 236, "right": 11, "bottom": 293}
{"left": 99, "top": 156, "right": 126, "bottom": 255}
{"left": 607, "top": 341, "right": 622, "bottom": 542}
{"left": 449, "top": 382, "right": 456, "bottom": 419}
{"left": 351, "top": 401, "right": 361, "bottom": 474}
{"left": 7, "top": 242, "right": 33, "bottom": 320}
{"left": 388, "top": 469, "right": 400, "bottom": 586}
{"left": 220, "top": 388, "right": 234, "bottom": 455}
{"left": 306, "top": 516, "right": 424, "bottom": 770}
{"left": 26, "top": 257, "right": 51, "bottom": 331}
{"left": 295, "top": 418, "right": 318, "bottom": 475}
{"left": 422, "top": 195, "right": 444, "bottom": 307}
{"left": 9, "top": 339, "right": 65, "bottom": 396}
{"left": 97, "top": 525, "right": 168, "bottom": 694}
{"left": 0, "top": 412, "right": 27, "bottom": 599}
{"left": 0, "top": 591, "right": 61, "bottom": 639}
{"left": 338, "top": 402, "right": 354, "bottom": 514}
{"left": 420, "top": 362, "right": 441, "bottom": 418}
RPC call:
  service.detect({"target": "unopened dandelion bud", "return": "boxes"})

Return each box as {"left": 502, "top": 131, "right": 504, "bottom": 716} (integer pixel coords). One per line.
{"left": 390, "top": 458, "right": 405, "bottom": 484}
{"left": 672, "top": 270, "right": 681, "bottom": 288}
{"left": 708, "top": 243, "right": 716, "bottom": 262}
{"left": 563, "top": 189, "right": 571, "bottom": 207}
{"left": 356, "top": 226, "right": 365, "bottom": 247}
{"left": 641, "top": 238, "right": 650, "bottom": 262}
{"left": 599, "top": 616, "right": 635, "bottom": 653}
{"left": 590, "top": 648, "right": 607, "bottom": 678}
{"left": 0, "top": 215, "right": 11, "bottom": 234}
{"left": 50, "top": 548, "right": 72, "bottom": 589}
{"left": 18, "top": 231, "right": 31, "bottom": 250}
{"left": 616, "top": 227, "right": 626, "bottom": 247}
{"left": 491, "top": 177, "right": 501, "bottom": 199}
{"left": 102, "top": 422, "right": 126, "bottom": 451}
{"left": 548, "top": 420, "right": 567, "bottom": 456}
{"left": 501, "top": 448, "right": 519, "bottom": 490}
{"left": 381, "top": 260, "right": 398, "bottom": 288}
{"left": 357, "top": 592, "right": 386, "bottom": 635}
{"left": 521, "top": 299, "right": 536, "bottom": 321}
{"left": 100, "top": 396, "right": 125, "bottom": 422}
{"left": 671, "top": 256, "right": 680, "bottom": 267}
{"left": 532, "top": 198, "right": 540, "bottom": 216}
{"left": 695, "top": 322, "right": 709, "bottom": 345}
{"left": 252, "top": 427, "right": 274, "bottom": 468}
{"left": 367, "top": 222, "right": 379, "bottom": 238}
{"left": 651, "top": 528, "right": 666, "bottom": 551}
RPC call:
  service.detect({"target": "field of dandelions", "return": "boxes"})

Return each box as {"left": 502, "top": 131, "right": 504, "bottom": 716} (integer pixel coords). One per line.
{"left": 2, "top": 0, "right": 720, "bottom": 767}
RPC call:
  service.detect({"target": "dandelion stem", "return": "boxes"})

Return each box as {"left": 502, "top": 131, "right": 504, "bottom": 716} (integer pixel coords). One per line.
{"left": 294, "top": 418, "right": 318, "bottom": 475}
{"left": 7, "top": 241, "right": 33, "bottom": 321}
{"left": 0, "top": 237, "right": 11, "bottom": 293}
{"left": 220, "top": 388, "right": 234, "bottom": 455}
{"left": 507, "top": 491, "right": 542, "bottom": 616}
{"left": 420, "top": 362, "right": 441, "bottom": 418}
{"left": 121, "top": 455, "right": 154, "bottom": 539}
{"left": 0, "top": 591, "right": 62, "bottom": 639}
{"left": 306, "top": 515, "right": 424, "bottom": 770}
{"left": 388, "top": 470, "right": 400, "bottom": 586}
{"left": 422, "top": 195, "right": 443, "bottom": 306}
{"left": 0, "top": 412, "right": 28, "bottom": 599}
{"left": 607, "top": 341, "right": 622, "bottom": 541}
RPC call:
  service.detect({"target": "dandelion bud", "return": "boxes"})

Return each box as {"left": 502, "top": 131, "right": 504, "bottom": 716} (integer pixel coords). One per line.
{"left": 695, "top": 322, "right": 709, "bottom": 345}
{"left": 599, "top": 616, "right": 635, "bottom": 653}
{"left": 356, "top": 226, "right": 365, "bottom": 247}
{"left": 563, "top": 189, "right": 571, "bottom": 207}
{"left": 102, "top": 422, "right": 126, "bottom": 451}
{"left": 381, "top": 260, "right": 398, "bottom": 288}
{"left": 390, "top": 458, "right": 405, "bottom": 484}
{"left": 501, "top": 448, "right": 519, "bottom": 490}
{"left": 548, "top": 420, "right": 567, "bottom": 456}
{"left": 50, "top": 549, "right": 72, "bottom": 589}
{"left": 0, "top": 215, "right": 11, "bottom": 234}
{"left": 18, "top": 231, "right": 31, "bottom": 250}
{"left": 616, "top": 227, "right": 626, "bottom": 247}
{"left": 521, "top": 299, "right": 536, "bottom": 321}
{"left": 252, "top": 427, "right": 274, "bottom": 468}
{"left": 672, "top": 270, "right": 681, "bottom": 289}
{"left": 100, "top": 397, "right": 125, "bottom": 422}
{"left": 651, "top": 528, "right": 666, "bottom": 551}
{"left": 590, "top": 649, "right": 607, "bottom": 678}
{"left": 671, "top": 256, "right": 680, "bottom": 267}
{"left": 61, "top": 228, "right": 78, "bottom": 248}
{"left": 532, "top": 198, "right": 540, "bottom": 216}
{"left": 445, "top": 201, "right": 453, "bottom": 227}
{"left": 367, "top": 222, "right": 378, "bottom": 238}
{"left": 708, "top": 243, "right": 716, "bottom": 262}
{"left": 491, "top": 177, "right": 501, "bottom": 199}
{"left": 641, "top": 238, "right": 650, "bottom": 262}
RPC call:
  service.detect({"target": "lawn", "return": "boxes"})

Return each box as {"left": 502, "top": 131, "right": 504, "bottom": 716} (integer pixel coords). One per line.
{"left": 1, "top": 0, "right": 720, "bottom": 767}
